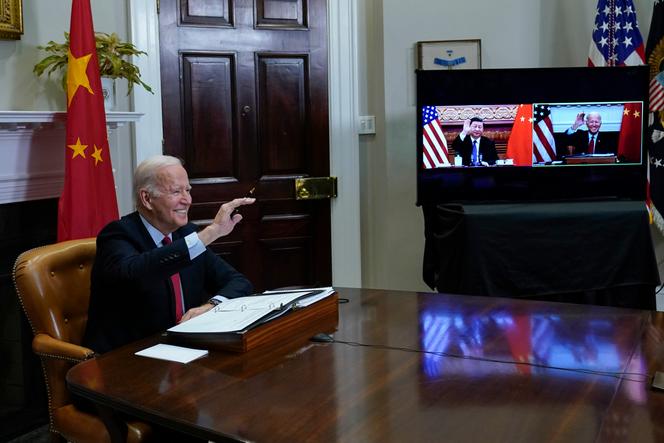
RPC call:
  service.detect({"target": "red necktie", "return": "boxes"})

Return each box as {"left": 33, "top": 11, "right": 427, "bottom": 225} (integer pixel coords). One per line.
{"left": 588, "top": 136, "right": 595, "bottom": 154}
{"left": 161, "top": 236, "right": 184, "bottom": 322}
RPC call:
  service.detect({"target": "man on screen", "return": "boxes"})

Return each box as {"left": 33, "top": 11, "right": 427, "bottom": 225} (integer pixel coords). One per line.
{"left": 451, "top": 117, "right": 498, "bottom": 166}
{"left": 564, "top": 112, "right": 618, "bottom": 156}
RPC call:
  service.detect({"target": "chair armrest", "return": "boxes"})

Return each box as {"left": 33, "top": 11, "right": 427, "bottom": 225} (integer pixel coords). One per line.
{"left": 32, "top": 333, "right": 96, "bottom": 362}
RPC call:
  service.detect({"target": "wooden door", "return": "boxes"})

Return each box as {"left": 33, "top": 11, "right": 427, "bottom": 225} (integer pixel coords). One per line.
{"left": 159, "top": 0, "right": 331, "bottom": 291}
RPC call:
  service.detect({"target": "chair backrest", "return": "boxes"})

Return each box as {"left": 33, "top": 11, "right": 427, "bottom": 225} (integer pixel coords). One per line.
{"left": 13, "top": 238, "right": 96, "bottom": 345}
{"left": 13, "top": 237, "right": 97, "bottom": 418}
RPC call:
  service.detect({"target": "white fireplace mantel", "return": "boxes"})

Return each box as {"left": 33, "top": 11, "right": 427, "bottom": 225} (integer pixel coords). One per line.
{"left": 0, "top": 111, "right": 143, "bottom": 205}
{"left": 0, "top": 111, "right": 143, "bottom": 129}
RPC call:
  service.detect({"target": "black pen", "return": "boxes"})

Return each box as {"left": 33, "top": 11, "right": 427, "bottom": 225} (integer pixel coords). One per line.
{"left": 231, "top": 186, "right": 256, "bottom": 219}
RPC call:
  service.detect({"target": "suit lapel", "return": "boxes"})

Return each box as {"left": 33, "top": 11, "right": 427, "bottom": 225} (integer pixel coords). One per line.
{"left": 127, "top": 212, "right": 160, "bottom": 252}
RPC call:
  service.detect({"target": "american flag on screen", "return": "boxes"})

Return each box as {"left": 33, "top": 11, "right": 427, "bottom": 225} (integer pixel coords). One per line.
{"left": 532, "top": 105, "right": 556, "bottom": 163}
{"left": 588, "top": 0, "right": 645, "bottom": 66}
{"left": 422, "top": 106, "right": 450, "bottom": 169}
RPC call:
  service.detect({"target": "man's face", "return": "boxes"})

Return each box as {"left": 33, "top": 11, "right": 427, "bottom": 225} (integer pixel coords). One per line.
{"left": 586, "top": 115, "right": 602, "bottom": 134}
{"left": 469, "top": 121, "right": 484, "bottom": 138}
{"left": 143, "top": 164, "right": 192, "bottom": 235}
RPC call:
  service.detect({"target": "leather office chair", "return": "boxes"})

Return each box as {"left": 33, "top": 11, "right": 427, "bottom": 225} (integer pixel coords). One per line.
{"left": 13, "top": 238, "right": 151, "bottom": 443}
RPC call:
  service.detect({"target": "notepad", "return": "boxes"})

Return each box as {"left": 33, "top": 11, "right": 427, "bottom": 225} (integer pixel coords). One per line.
{"left": 135, "top": 343, "right": 208, "bottom": 364}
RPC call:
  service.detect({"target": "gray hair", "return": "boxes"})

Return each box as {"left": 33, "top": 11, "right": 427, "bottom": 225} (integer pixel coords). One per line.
{"left": 585, "top": 112, "right": 602, "bottom": 122}
{"left": 134, "top": 155, "right": 183, "bottom": 200}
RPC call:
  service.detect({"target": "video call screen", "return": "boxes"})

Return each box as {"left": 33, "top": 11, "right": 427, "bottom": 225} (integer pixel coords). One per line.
{"left": 416, "top": 66, "right": 649, "bottom": 204}
{"left": 421, "top": 101, "right": 643, "bottom": 169}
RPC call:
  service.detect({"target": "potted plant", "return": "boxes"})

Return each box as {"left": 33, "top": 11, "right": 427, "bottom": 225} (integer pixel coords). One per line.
{"left": 33, "top": 32, "right": 153, "bottom": 109}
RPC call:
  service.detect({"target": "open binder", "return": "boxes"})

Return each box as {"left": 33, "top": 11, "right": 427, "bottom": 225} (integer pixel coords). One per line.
{"left": 165, "top": 287, "right": 339, "bottom": 353}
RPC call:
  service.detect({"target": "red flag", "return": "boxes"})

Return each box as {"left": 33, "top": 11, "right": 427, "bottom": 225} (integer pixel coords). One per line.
{"left": 506, "top": 104, "right": 533, "bottom": 166}
{"left": 503, "top": 315, "right": 532, "bottom": 375}
{"left": 617, "top": 102, "right": 643, "bottom": 163}
{"left": 58, "top": 0, "right": 118, "bottom": 242}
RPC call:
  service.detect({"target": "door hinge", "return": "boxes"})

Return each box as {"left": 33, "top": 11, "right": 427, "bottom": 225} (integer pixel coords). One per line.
{"left": 156, "top": 0, "right": 160, "bottom": 14}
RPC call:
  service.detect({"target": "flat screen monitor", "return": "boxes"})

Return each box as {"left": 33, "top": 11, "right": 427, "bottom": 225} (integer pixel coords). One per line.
{"left": 416, "top": 66, "right": 649, "bottom": 205}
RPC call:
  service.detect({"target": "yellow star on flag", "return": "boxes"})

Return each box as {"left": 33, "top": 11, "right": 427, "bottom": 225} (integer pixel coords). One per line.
{"left": 91, "top": 144, "right": 104, "bottom": 165}
{"left": 624, "top": 109, "right": 631, "bottom": 115}
{"left": 67, "top": 49, "right": 94, "bottom": 106}
{"left": 68, "top": 137, "right": 88, "bottom": 159}
{"left": 634, "top": 110, "right": 640, "bottom": 118}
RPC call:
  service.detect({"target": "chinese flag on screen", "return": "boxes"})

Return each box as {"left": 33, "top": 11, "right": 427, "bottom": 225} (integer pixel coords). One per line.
{"left": 617, "top": 102, "right": 643, "bottom": 163}
{"left": 505, "top": 104, "right": 533, "bottom": 166}
{"left": 57, "top": 0, "right": 118, "bottom": 242}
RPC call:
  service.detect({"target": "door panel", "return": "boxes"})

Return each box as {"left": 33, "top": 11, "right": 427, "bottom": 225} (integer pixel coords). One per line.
{"left": 160, "top": 0, "right": 330, "bottom": 291}
{"left": 180, "top": 0, "right": 233, "bottom": 26}
{"left": 260, "top": 236, "right": 312, "bottom": 288}
{"left": 257, "top": 55, "right": 308, "bottom": 174}
{"left": 182, "top": 53, "right": 238, "bottom": 178}
{"left": 255, "top": 0, "right": 307, "bottom": 28}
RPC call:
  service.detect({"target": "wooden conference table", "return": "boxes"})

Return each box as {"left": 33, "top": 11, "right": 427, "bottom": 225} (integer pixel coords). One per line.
{"left": 67, "top": 288, "right": 664, "bottom": 442}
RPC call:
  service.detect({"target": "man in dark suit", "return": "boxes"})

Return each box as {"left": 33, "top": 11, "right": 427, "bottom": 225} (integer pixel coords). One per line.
{"left": 83, "top": 155, "right": 255, "bottom": 353}
{"left": 451, "top": 117, "right": 498, "bottom": 166}
{"left": 564, "top": 111, "right": 619, "bottom": 156}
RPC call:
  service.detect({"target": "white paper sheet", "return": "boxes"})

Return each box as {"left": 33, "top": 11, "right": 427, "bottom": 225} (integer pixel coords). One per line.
{"left": 135, "top": 344, "right": 208, "bottom": 364}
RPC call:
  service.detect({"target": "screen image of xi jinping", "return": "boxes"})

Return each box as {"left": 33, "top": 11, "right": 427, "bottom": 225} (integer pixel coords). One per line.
{"left": 420, "top": 101, "right": 643, "bottom": 169}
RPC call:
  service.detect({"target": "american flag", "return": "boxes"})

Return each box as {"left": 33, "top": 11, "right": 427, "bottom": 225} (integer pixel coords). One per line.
{"left": 422, "top": 106, "right": 450, "bottom": 169}
{"left": 650, "top": 72, "right": 664, "bottom": 111}
{"left": 588, "top": 0, "right": 645, "bottom": 66}
{"left": 532, "top": 105, "right": 556, "bottom": 163}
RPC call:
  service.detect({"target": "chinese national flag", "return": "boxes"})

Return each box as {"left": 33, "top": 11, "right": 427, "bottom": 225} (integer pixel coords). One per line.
{"left": 57, "top": 0, "right": 118, "bottom": 242}
{"left": 617, "top": 102, "right": 643, "bottom": 163}
{"left": 505, "top": 104, "right": 533, "bottom": 166}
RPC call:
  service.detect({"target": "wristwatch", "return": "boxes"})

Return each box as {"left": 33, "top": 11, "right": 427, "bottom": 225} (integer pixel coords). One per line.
{"left": 207, "top": 297, "right": 223, "bottom": 306}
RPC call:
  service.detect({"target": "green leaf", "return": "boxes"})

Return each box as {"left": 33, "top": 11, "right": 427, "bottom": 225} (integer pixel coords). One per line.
{"left": 33, "top": 32, "right": 153, "bottom": 94}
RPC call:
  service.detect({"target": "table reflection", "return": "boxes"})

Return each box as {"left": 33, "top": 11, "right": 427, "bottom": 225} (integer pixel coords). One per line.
{"left": 418, "top": 301, "right": 643, "bottom": 387}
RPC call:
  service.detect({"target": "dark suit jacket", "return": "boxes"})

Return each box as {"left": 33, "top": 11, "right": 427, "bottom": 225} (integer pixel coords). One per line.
{"left": 83, "top": 212, "right": 253, "bottom": 353}
{"left": 565, "top": 130, "right": 619, "bottom": 155}
{"left": 451, "top": 135, "right": 498, "bottom": 166}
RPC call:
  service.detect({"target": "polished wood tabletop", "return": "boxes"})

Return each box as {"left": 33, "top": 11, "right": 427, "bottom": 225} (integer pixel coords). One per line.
{"left": 67, "top": 288, "right": 664, "bottom": 442}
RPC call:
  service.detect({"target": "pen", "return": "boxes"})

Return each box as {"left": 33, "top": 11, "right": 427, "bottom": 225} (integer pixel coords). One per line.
{"left": 230, "top": 186, "right": 256, "bottom": 219}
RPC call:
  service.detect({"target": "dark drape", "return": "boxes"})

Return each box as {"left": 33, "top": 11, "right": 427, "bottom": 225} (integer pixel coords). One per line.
{"left": 423, "top": 200, "right": 660, "bottom": 309}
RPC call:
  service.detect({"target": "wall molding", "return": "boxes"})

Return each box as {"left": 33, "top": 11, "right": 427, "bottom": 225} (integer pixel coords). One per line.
{"left": 328, "top": 0, "right": 362, "bottom": 287}
{"left": 0, "top": 111, "right": 142, "bottom": 204}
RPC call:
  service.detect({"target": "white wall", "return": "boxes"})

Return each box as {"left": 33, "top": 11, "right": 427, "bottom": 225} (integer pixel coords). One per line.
{"left": 0, "top": 0, "right": 136, "bottom": 215}
{"left": 0, "top": 0, "right": 130, "bottom": 110}
{"left": 358, "top": 0, "right": 658, "bottom": 292}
